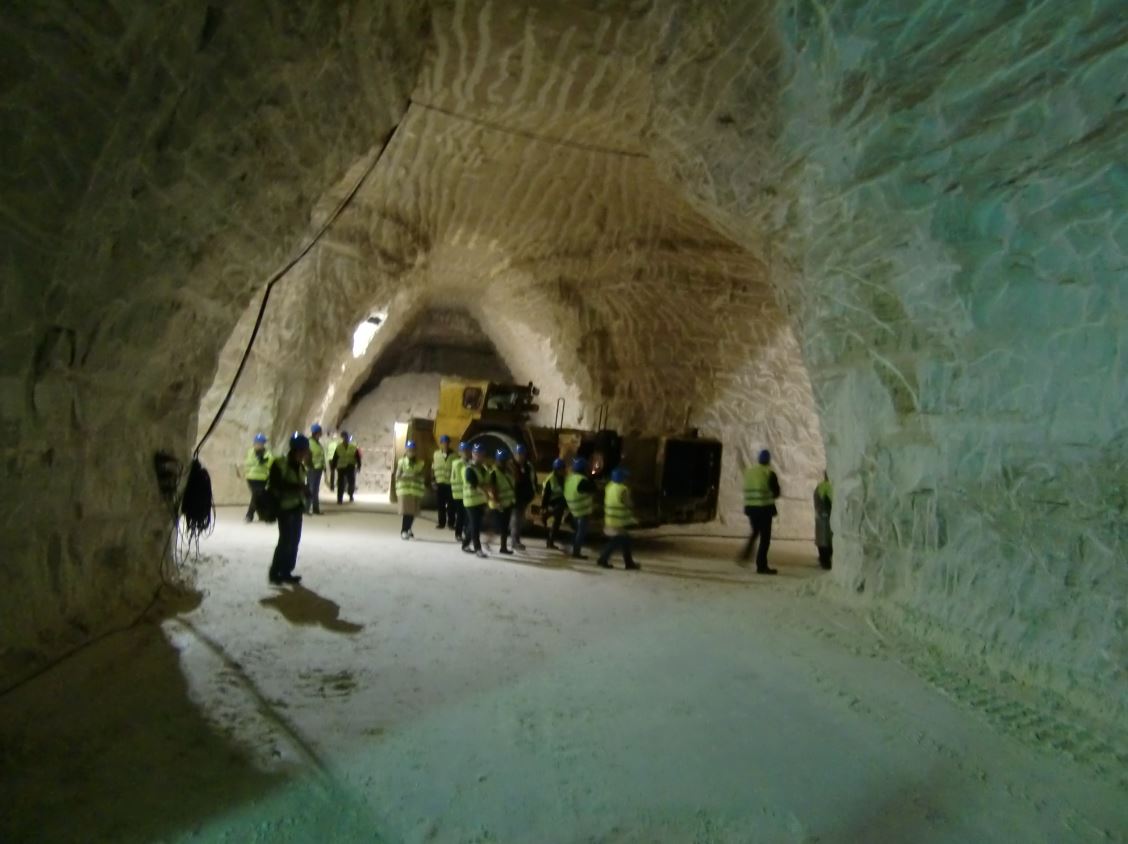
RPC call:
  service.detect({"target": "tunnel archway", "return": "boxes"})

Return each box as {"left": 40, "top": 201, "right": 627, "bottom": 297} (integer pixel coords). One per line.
{"left": 2, "top": 0, "right": 1123, "bottom": 739}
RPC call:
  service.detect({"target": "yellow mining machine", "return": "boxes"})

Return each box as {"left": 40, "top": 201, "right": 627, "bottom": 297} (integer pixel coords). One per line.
{"left": 391, "top": 379, "right": 722, "bottom": 529}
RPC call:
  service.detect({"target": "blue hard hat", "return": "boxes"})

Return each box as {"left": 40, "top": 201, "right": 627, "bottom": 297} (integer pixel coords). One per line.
{"left": 472, "top": 442, "right": 486, "bottom": 453}
{"left": 405, "top": 439, "right": 416, "bottom": 450}
{"left": 552, "top": 458, "right": 565, "bottom": 470}
{"left": 515, "top": 443, "right": 527, "bottom": 455}
{"left": 572, "top": 457, "right": 588, "bottom": 472}
{"left": 758, "top": 449, "right": 771, "bottom": 465}
{"left": 439, "top": 434, "right": 450, "bottom": 443}
{"left": 254, "top": 433, "right": 267, "bottom": 444}
{"left": 611, "top": 467, "right": 628, "bottom": 483}
{"left": 459, "top": 440, "right": 470, "bottom": 451}
{"left": 310, "top": 422, "right": 322, "bottom": 434}
{"left": 290, "top": 432, "right": 310, "bottom": 450}
{"left": 495, "top": 448, "right": 510, "bottom": 461}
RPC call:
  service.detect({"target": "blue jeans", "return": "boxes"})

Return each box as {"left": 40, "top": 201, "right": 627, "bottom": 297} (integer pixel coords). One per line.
{"left": 571, "top": 515, "right": 589, "bottom": 556}
{"left": 271, "top": 508, "right": 303, "bottom": 579}
{"left": 306, "top": 468, "right": 323, "bottom": 514}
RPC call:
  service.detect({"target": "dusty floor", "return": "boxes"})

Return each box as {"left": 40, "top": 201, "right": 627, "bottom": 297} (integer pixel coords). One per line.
{"left": 2, "top": 504, "right": 1125, "bottom": 843}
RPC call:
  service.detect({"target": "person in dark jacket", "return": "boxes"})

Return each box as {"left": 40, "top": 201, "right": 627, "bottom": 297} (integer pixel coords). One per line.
{"left": 540, "top": 458, "right": 568, "bottom": 549}
{"left": 814, "top": 471, "right": 833, "bottom": 569}
{"left": 510, "top": 443, "right": 537, "bottom": 551}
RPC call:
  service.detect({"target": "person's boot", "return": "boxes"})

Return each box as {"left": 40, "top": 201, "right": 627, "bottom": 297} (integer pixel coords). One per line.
{"left": 475, "top": 549, "right": 488, "bottom": 558}
{"left": 282, "top": 574, "right": 302, "bottom": 584}
{"left": 268, "top": 571, "right": 283, "bottom": 585}
{"left": 499, "top": 539, "right": 514, "bottom": 556}
{"left": 596, "top": 557, "right": 612, "bottom": 569}
{"left": 572, "top": 551, "right": 589, "bottom": 560}
{"left": 756, "top": 566, "right": 778, "bottom": 575}
{"left": 513, "top": 539, "right": 526, "bottom": 551}
{"left": 624, "top": 558, "right": 640, "bottom": 571}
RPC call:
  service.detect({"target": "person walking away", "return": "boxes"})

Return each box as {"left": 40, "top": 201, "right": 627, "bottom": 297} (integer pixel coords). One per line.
{"left": 306, "top": 423, "right": 326, "bottom": 515}
{"left": 326, "top": 430, "right": 341, "bottom": 492}
{"left": 740, "top": 449, "right": 781, "bottom": 574}
{"left": 564, "top": 457, "right": 596, "bottom": 560}
{"left": 510, "top": 443, "right": 537, "bottom": 551}
{"left": 431, "top": 435, "right": 456, "bottom": 530}
{"left": 814, "top": 471, "right": 833, "bottom": 570}
{"left": 460, "top": 442, "right": 489, "bottom": 558}
{"left": 540, "top": 458, "right": 568, "bottom": 549}
{"left": 394, "top": 439, "right": 425, "bottom": 539}
{"left": 332, "top": 431, "right": 361, "bottom": 504}
{"left": 449, "top": 441, "right": 469, "bottom": 542}
{"left": 244, "top": 433, "right": 273, "bottom": 523}
{"left": 268, "top": 432, "right": 310, "bottom": 585}
{"left": 488, "top": 448, "right": 517, "bottom": 555}
{"left": 598, "top": 468, "right": 641, "bottom": 570}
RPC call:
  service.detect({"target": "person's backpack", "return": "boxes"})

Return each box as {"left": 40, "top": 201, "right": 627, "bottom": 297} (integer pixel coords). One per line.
{"left": 255, "top": 485, "right": 280, "bottom": 523}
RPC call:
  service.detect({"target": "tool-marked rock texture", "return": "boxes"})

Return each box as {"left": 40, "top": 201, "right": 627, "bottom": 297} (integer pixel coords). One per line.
{"left": 2, "top": 0, "right": 1124, "bottom": 739}
{"left": 0, "top": 1, "right": 431, "bottom": 685}
{"left": 647, "top": 0, "right": 1128, "bottom": 723}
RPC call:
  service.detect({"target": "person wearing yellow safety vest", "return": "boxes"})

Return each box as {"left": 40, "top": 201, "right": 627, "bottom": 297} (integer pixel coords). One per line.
{"left": 306, "top": 423, "right": 326, "bottom": 516}
{"left": 431, "top": 434, "right": 456, "bottom": 531}
{"left": 267, "top": 432, "right": 310, "bottom": 585}
{"left": 460, "top": 442, "right": 490, "bottom": 558}
{"left": 563, "top": 456, "right": 597, "bottom": 560}
{"left": 814, "top": 471, "right": 833, "bottom": 570}
{"left": 487, "top": 448, "right": 517, "bottom": 556}
{"left": 331, "top": 430, "right": 361, "bottom": 504}
{"left": 540, "top": 458, "right": 568, "bottom": 549}
{"left": 597, "top": 467, "right": 641, "bottom": 570}
{"left": 740, "top": 448, "right": 782, "bottom": 574}
{"left": 243, "top": 433, "right": 273, "bottom": 523}
{"left": 326, "top": 430, "right": 341, "bottom": 492}
{"left": 448, "top": 441, "right": 470, "bottom": 542}
{"left": 394, "top": 439, "right": 425, "bottom": 540}
{"left": 510, "top": 443, "right": 537, "bottom": 551}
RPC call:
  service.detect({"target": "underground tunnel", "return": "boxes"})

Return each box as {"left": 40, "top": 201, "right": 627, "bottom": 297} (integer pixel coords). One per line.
{"left": 1, "top": 1, "right": 1126, "bottom": 842}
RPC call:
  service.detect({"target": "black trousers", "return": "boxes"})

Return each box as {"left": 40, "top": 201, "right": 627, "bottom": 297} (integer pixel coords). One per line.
{"left": 818, "top": 545, "right": 832, "bottom": 569}
{"left": 453, "top": 500, "right": 466, "bottom": 538}
{"left": 336, "top": 467, "right": 356, "bottom": 503}
{"left": 401, "top": 514, "right": 415, "bottom": 534}
{"left": 270, "top": 508, "right": 303, "bottom": 578}
{"left": 246, "top": 480, "right": 267, "bottom": 521}
{"left": 742, "top": 506, "right": 774, "bottom": 569}
{"left": 491, "top": 507, "right": 512, "bottom": 550}
{"left": 435, "top": 484, "right": 454, "bottom": 528}
{"left": 598, "top": 533, "right": 635, "bottom": 566}
{"left": 544, "top": 503, "right": 566, "bottom": 546}
{"left": 462, "top": 504, "right": 485, "bottom": 552}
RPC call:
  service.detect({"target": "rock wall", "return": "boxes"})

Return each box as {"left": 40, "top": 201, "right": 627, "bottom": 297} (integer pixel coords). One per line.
{"left": 649, "top": 0, "right": 1127, "bottom": 722}
{"left": 0, "top": 1, "right": 431, "bottom": 686}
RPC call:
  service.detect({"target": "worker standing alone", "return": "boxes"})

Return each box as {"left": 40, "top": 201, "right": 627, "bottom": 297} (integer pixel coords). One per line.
{"left": 394, "top": 440, "right": 425, "bottom": 540}
{"left": 814, "top": 471, "right": 833, "bottom": 570}
{"left": 431, "top": 435, "right": 456, "bottom": 530}
{"left": 460, "top": 442, "right": 489, "bottom": 558}
{"left": 487, "top": 448, "right": 517, "bottom": 555}
{"left": 449, "top": 441, "right": 469, "bottom": 542}
{"left": 267, "top": 432, "right": 310, "bottom": 585}
{"left": 332, "top": 431, "right": 361, "bottom": 504}
{"left": 243, "top": 433, "right": 273, "bottom": 523}
{"left": 740, "top": 449, "right": 781, "bottom": 574}
{"left": 306, "top": 423, "right": 326, "bottom": 516}
{"left": 540, "top": 458, "right": 567, "bottom": 549}
{"left": 598, "top": 467, "right": 641, "bottom": 570}
{"left": 563, "top": 457, "right": 596, "bottom": 560}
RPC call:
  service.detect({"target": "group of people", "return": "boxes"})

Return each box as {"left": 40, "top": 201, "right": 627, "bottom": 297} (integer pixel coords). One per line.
{"left": 245, "top": 428, "right": 832, "bottom": 586}
{"left": 392, "top": 436, "right": 639, "bottom": 570}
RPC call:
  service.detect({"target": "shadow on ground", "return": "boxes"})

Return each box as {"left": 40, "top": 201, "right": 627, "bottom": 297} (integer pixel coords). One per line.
{"left": 0, "top": 619, "right": 376, "bottom": 844}
{"left": 260, "top": 586, "right": 365, "bottom": 633}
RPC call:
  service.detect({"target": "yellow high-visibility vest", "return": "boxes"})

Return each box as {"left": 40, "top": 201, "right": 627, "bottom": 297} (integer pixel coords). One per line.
{"left": 245, "top": 447, "right": 273, "bottom": 481}
{"left": 743, "top": 464, "right": 775, "bottom": 507}
{"left": 564, "top": 473, "right": 593, "bottom": 517}
{"left": 395, "top": 456, "right": 425, "bottom": 499}
{"left": 603, "top": 482, "right": 636, "bottom": 529}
